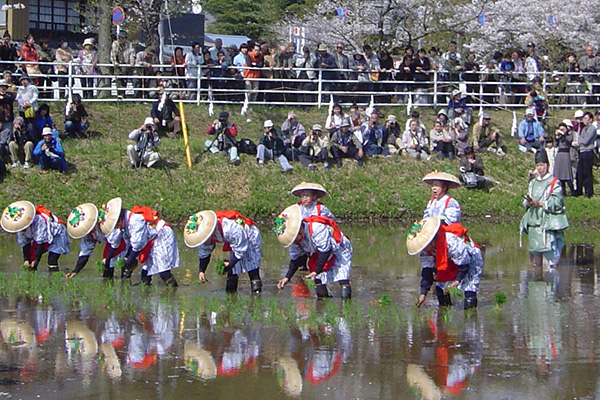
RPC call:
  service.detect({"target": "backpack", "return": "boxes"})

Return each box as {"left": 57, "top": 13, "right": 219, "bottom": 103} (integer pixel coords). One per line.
{"left": 237, "top": 138, "right": 257, "bottom": 155}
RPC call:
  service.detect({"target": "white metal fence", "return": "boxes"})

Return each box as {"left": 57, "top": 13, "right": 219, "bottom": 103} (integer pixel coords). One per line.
{"left": 7, "top": 60, "right": 600, "bottom": 109}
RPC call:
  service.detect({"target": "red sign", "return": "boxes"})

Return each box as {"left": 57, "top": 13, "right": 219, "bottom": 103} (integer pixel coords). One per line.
{"left": 112, "top": 7, "right": 125, "bottom": 25}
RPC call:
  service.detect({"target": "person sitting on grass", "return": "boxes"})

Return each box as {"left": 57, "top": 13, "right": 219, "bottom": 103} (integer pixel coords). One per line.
{"left": 361, "top": 109, "right": 388, "bottom": 156}
{"left": 401, "top": 119, "right": 428, "bottom": 159}
{"left": 127, "top": 117, "right": 161, "bottom": 168}
{"left": 8, "top": 117, "right": 34, "bottom": 169}
{"left": 257, "top": 120, "right": 293, "bottom": 173}
{"left": 151, "top": 90, "right": 181, "bottom": 138}
{"left": 518, "top": 108, "right": 545, "bottom": 153}
{"left": 34, "top": 103, "right": 54, "bottom": 139}
{"left": 471, "top": 113, "right": 506, "bottom": 155}
{"left": 64, "top": 94, "right": 90, "bottom": 138}
{"left": 33, "top": 127, "right": 66, "bottom": 173}
{"left": 459, "top": 146, "right": 486, "bottom": 189}
{"left": 299, "top": 124, "right": 330, "bottom": 170}
{"left": 205, "top": 111, "right": 240, "bottom": 165}
{"left": 330, "top": 117, "right": 364, "bottom": 167}
{"left": 429, "top": 119, "right": 455, "bottom": 160}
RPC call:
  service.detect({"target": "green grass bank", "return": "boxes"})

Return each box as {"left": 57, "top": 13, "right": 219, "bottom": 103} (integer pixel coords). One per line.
{"left": 2, "top": 102, "right": 598, "bottom": 225}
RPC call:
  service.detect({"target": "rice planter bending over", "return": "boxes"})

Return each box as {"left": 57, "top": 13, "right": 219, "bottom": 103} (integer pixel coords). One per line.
{"left": 275, "top": 204, "right": 353, "bottom": 300}
{"left": 184, "top": 210, "right": 263, "bottom": 294}
{"left": 1, "top": 201, "right": 70, "bottom": 272}
{"left": 407, "top": 217, "right": 483, "bottom": 309}
{"left": 520, "top": 149, "right": 569, "bottom": 269}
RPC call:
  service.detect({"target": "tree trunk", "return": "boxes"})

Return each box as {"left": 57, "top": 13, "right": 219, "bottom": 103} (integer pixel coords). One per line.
{"left": 97, "top": 1, "right": 113, "bottom": 98}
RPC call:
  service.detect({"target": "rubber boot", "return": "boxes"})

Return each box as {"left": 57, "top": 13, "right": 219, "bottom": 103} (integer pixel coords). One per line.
{"left": 340, "top": 284, "right": 352, "bottom": 300}
{"left": 251, "top": 279, "right": 263, "bottom": 294}
{"left": 225, "top": 275, "right": 239, "bottom": 294}
{"left": 102, "top": 267, "right": 114, "bottom": 280}
{"left": 159, "top": 271, "right": 178, "bottom": 288}
{"left": 121, "top": 266, "right": 132, "bottom": 279}
{"left": 315, "top": 283, "right": 331, "bottom": 299}
{"left": 140, "top": 269, "right": 152, "bottom": 286}
{"left": 436, "top": 287, "right": 452, "bottom": 307}
{"left": 48, "top": 265, "right": 59, "bottom": 273}
{"left": 464, "top": 291, "right": 478, "bottom": 310}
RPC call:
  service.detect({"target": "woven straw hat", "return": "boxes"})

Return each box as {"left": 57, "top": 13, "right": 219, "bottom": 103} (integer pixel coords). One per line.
{"left": 0, "top": 319, "right": 36, "bottom": 349}
{"left": 183, "top": 210, "right": 217, "bottom": 248}
{"left": 291, "top": 182, "right": 327, "bottom": 198}
{"left": 406, "top": 217, "right": 441, "bottom": 256}
{"left": 274, "top": 204, "right": 302, "bottom": 248}
{"left": 67, "top": 203, "right": 98, "bottom": 239}
{"left": 1, "top": 200, "right": 35, "bottom": 233}
{"left": 98, "top": 197, "right": 122, "bottom": 235}
{"left": 184, "top": 340, "right": 217, "bottom": 380}
{"left": 422, "top": 172, "right": 461, "bottom": 189}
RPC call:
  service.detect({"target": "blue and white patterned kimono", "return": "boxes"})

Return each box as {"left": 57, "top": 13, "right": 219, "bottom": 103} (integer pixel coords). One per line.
{"left": 79, "top": 226, "right": 126, "bottom": 269}
{"left": 196, "top": 218, "right": 262, "bottom": 275}
{"left": 289, "top": 222, "right": 352, "bottom": 285}
{"left": 144, "top": 219, "right": 179, "bottom": 276}
{"left": 423, "top": 194, "right": 462, "bottom": 224}
{"left": 299, "top": 201, "right": 335, "bottom": 220}
{"left": 122, "top": 210, "right": 154, "bottom": 252}
{"left": 419, "top": 232, "right": 483, "bottom": 293}
{"left": 17, "top": 214, "right": 70, "bottom": 255}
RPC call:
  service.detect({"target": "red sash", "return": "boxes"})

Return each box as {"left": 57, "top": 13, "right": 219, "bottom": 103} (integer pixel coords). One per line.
{"left": 304, "top": 216, "right": 342, "bottom": 272}
{"left": 214, "top": 211, "right": 255, "bottom": 252}
{"left": 102, "top": 238, "right": 127, "bottom": 258}
{"left": 428, "top": 196, "right": 460, "bottom": 211}
{"left": 35, "top": 205, "right": 65, "bottom": 224}
{"left": 435, "top": 223, "right": 480, "bottom": 282}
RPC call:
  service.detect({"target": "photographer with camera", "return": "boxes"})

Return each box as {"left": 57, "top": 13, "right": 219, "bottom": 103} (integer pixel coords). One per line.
{"left": 126, "top": 117, "right": 161, "bottom": 168}
{"left": 151, "top": 90, "right": 181, "bottom": 138}
{"left": 33, "top": 127, "right": 66, "bottom": 173}
{"left": 361, "top": 109, "right": 388, "bottom": 156}
{"left": 299, "top": 124, "right": 330, "bottom": 170}
{"left": 205, "top": 111, "right": 241, "bottom": 165}
{"left": 257, "top": 120, "right": 293, "bottom": 173}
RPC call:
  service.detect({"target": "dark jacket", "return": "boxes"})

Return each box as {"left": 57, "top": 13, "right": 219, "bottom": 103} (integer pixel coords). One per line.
{"left": 0, "top": 91, "right": 14, "bottom": 123}
{"left": 460, "top": 155, "right": 484, "bottom": 175}
{"left": 330, "top": 129, "right": 362, "bottom": 150}
{"left": 259, "top": 129, "right": 286, "bottom": 157}
{"left": 151, "top": 98, "right": 180, "bottom": 122}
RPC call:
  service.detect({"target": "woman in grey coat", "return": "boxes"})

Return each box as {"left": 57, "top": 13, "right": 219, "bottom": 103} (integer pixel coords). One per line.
{"left": 553, "top": 121, "right": 574, "bottom": 196}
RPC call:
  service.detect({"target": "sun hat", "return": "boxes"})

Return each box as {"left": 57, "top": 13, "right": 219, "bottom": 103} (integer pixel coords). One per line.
{"left": 184, "top": 341, "right": 217, "bottom": 380}
{"left": 274, "top": 204, "right": 303, "bottom": 248}
{"left": 183, "top": 210, "right": 217, "bottom": 248}
{"left": 340, "top": 118, "right": 351, "bottom": 128}
{"left": 144, "top": 117, "right": 155, "bottom": 126}
{"left": 0, "top": 79, "right": 7, "bottom": 87}
{"left": 1, "top": 200, "right": 35, "bottom": 233}
{"left": 42, "top": 127, "right": 53, "bottom": 136}
{"left": 562, "top": 119, "right": 573, "bottom": 128}
{"left": 316, "top": 43, "right": 328, "bottom": 52}
{"left": 386, "top": 115, "right": 397, "bottom": 122}
{"left": 67, "top": 203, "right": 98, "bottom": 239}
{"left": 98, "top": 197, "right": 122, "bottom": 235}
{"left": 19, "top": 74, "right": 30, "bottom": 83}
{"left": 263, "top": 119, "right": 273, "bottom": 128}
{"left": 83, "top": 38, "right": 95, "bottom": 47}
{"left": 312, "top": 124, "right": 322, "bottom": 131}
{"left": 0, "top": 319, "right": 35, "bottom": 349}
{"left": 452, "top": 89, "right": 462, "bottom": 97}
{"left": 406, "top": 217, "right": 441, "bottom": 256}
{"left": 525, "top": 108, "right": 535, "bottom": 116}
{"left": 422, "top": 171, "right": 461, "bottom": 189}
{"left": 573, "top": 110, "right": 584, "bottom": 119}
{"left": 291, "top": 182, "right": 327, "bottom": 198}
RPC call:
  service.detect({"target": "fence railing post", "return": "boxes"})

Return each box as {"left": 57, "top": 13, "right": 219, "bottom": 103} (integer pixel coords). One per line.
{"left": 433, "top": 71, "right": 438, "bottom": 108}
{"left": 67, "top": 61, "right": 74, "bottom": 101}
{"left": 317, "top": 69, "right": 322, "bottom": 109}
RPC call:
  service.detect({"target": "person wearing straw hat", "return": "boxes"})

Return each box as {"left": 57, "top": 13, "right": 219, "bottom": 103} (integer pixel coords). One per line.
{"left": 406, "top": 217, "right": 483, "bottom": 309}
{"left": 65, "top": 203, "right": 127, "bottom": 279}
{"left": 520, "top": 149, "right": 568, "bottom": 270}
{"left": 78, "top": 38, "right": 98, "bottom": 99}
{"left": 184, "top": 210, "right": 262, "bottom": 293}
{"left": 99, "top": 199, "right": 178, "bottom": 286}
{"left": 1, "top": 201, "right": 70, "bottom": 272}
{"left": 274, "top": 204, "right": 353, "bottom": 299}
{"left": 422, "top": 171, "right": 462, "bottom": 224}
{"left": 291, "top": 182, "right": 335, "bottom": 220}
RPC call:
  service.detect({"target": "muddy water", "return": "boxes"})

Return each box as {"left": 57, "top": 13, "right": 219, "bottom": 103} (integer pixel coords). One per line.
{"left": 0, "top": 222, "right": 599, "bottom": 399}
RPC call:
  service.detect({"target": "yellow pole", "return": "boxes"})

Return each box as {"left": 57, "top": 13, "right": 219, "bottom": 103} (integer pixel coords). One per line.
{"left": 178, "top": 102, "right": 193, "bottom": 169}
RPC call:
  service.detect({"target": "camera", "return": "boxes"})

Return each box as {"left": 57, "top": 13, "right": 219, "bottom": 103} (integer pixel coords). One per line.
{"left": 218, "top": 116, "right": 227, "bottom": 124}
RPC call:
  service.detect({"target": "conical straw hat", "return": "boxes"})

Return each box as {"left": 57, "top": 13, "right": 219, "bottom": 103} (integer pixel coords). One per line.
{"left": 98, "top": 197, "right": 122, "bottom": 235}
{"left": 67, "top": 203, "right": 98, "bottom": 239}
{"left": 406, "top": 217, "right": 441, "bottom": 256}
{"left": 184, "top": 340, "right": 217, "bottom": 380}
{"left": 291, "top": 182, "right": 327, "bottom": 198}
{"left": 274, "top": 204, "right": 302, "bottom": 248}
{"left": 1, "top": 200, "right": 35, "bottom": 233}
{"left": 183, "top": 210, "right": 217, "bottom": 248}
{"left": 422, "top": 172, "right": 461, "bottom": 189}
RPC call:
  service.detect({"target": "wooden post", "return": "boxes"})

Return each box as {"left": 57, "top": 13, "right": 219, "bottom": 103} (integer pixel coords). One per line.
{"left": 178, "top": 102, "right": 192, "bottom": 169}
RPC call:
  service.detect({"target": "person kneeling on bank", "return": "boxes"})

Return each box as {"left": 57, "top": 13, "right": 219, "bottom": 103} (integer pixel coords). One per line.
{"left": 127, "top": 117, "right": 161, "bottom": 168}
{"left": 205, "top": 111, "right": 241, "bottom": 165}
{"left": 275, "top": 204, "right": 352, "bottom": 299}
{"left": 407, "top": 217, "right": 483, "bottom": 309}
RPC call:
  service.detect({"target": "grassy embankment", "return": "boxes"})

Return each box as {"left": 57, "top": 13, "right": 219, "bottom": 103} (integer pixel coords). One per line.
{"left": 1, "top": 102, "right": 598, "bottom": 225}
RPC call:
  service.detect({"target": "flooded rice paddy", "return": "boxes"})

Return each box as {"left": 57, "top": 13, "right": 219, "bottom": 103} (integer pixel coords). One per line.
{"left": 0, "top": 222, "right": 599, "bottom": 399}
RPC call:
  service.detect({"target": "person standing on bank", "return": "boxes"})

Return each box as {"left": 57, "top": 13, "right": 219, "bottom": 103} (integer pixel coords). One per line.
{"left": 553, "top": 121, "right": 575, "bottom": 196}
{"left": 520, "top": 149, "right": 569, "bottom": 269}
{"left": 573, "top": 111, "right": 596, "bottom": 198}
{"left": 184, "top": 209, "right": 263, "bottom": 294}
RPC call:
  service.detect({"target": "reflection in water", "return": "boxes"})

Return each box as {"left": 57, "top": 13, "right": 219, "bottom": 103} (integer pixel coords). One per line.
{"left": 0, "top": 223, "right": 598, "bottom": 398}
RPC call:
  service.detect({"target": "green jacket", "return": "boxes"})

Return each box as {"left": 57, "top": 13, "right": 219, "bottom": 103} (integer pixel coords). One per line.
{"left": 520, "top": 173, "right": 569, "bottom": 233}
